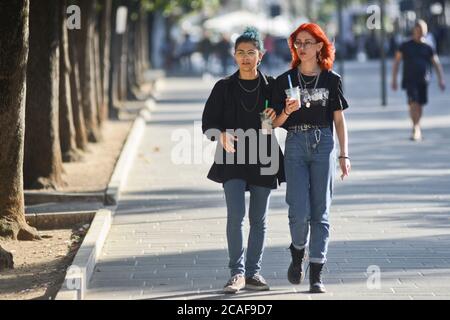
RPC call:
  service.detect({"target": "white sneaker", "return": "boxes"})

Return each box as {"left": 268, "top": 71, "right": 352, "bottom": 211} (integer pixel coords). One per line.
{"left": 223, "top": 274, "right": 245, "bottom": 294}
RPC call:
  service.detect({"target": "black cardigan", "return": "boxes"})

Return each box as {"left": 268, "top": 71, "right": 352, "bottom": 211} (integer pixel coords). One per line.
{"left": 202, "top": 70, "right": 285, "bottom": 189}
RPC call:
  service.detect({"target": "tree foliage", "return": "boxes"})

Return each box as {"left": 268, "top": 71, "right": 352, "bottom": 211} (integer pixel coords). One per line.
{"left": 142, "top": 0, "right": 213, "bottom": 16}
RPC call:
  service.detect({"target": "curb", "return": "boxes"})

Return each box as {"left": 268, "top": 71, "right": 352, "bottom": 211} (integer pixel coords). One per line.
{"left": 25, "top": 96, "right": 158, "bottom": 207}
{"left": 55, "top": 77, "right": 160, "bottom": 299}
{"left": 26, "top": 211, "right": 96, "bottom": 230}
{"left": 24, "top": 191, "right": 104, "bottom": 206}
{"left": 104, "top": 98, "right": 153, "bottom": 206}
{"left": 55, "top": 208, "right": 113, "bottom": 300}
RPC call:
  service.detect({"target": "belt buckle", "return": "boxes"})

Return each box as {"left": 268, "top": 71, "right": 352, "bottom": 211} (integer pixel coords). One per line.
{"left": 300, "top": 124, "right": 309, "bottom": 131}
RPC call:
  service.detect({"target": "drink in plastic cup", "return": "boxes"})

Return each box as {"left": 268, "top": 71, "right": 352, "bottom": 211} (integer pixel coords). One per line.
{"left": 260, "top": 111, "right": 273, "bottom": 135}
{"left": 285, "top": 86, "right": 301, "bottom": 109}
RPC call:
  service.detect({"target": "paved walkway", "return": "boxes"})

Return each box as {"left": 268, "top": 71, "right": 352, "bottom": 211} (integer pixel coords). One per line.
{"left": 85, "top": 64, "right": 450, "bottom": 300}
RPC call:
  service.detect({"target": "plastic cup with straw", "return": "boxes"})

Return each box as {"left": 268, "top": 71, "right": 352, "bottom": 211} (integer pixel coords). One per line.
{"left": 260, "top": 99, "right": 272, "bottom": 134}
{"left": 288, "top": 74, "right": 293, "bottom": 89}
{"left": 285, "top": 74, "right": 301, "bottom": 110}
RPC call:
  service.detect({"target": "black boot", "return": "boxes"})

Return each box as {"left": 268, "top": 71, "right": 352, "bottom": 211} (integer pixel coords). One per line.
{"left": 287, "top": 244, "right": 305, "bottom": 284}
{"left": 309, "top": 263, "right": 326, "bottom": 293}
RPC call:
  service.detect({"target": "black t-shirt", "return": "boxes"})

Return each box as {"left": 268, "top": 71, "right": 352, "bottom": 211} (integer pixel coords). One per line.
{"left": 399, "top": 39, "right": 434, "bottom": 87}
{"left": 272, "top": 68, "right": 349, "bottom": 130}
{"left": 233, "top": 77, "right": 263, "bottom": 130}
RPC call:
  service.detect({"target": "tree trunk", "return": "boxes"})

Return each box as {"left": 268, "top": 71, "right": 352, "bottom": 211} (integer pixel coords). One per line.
{"left": 78, "top": 0, "right": 102, "bottom": 142}
{"left": 99, "top": 0, "right": 112, "bottom": 122}
{"left": 117, "top": 1, "right": 129, "bottom": 103}
{"left": 68, "top": 32, "right": 89, "bottom": 152}
{"left": 137, "top": 4, "right": 150, "bottom": 82}
{"left": 118, "top": 29, "right": 128, "bottom": 101}
{"left": 139, "top": 7, "right": 150, "bottom": 72}
{"left": 0, "top": 0, "right": 41, "bottom": 241}
{"left": 93, "top": 27, "right": 104, "bottom": 126}
{"left": 133, "top": 7, "right": 143, "bottom": 88}
{"left": 147, "top": 11, "right": 155, "bottom": 68}
{"left": 24, "top": 0, "right": 65, "bottom": 190}
{"left": 0, "top": 245, "right": 14, "bottom": 270}
{"left": 126, "top": 4, "right": 138, "bottom": 100}
{"left": 59, "top": 0, "right": 82, "bottom": 162}
{"left": 108, "top": 0, "right": 120, "bottom": 120}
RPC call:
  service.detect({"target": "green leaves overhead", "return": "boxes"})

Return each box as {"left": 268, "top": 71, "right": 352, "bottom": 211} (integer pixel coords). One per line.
{"left": 142, "top": 0, "right": 212, "bottom": 16}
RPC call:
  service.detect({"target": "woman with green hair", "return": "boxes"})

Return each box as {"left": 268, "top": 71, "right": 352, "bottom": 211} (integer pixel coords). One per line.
{"left": 202, "top": 27, "right": 285, "bottom": 294}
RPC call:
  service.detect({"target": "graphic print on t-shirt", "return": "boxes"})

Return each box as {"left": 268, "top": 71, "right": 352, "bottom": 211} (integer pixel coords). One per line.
{"left": 300, "top": 88, "right": 329, "bottom": 108}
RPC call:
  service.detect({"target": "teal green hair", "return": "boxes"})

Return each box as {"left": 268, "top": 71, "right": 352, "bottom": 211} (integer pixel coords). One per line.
{"left": 235, "top": 26, "right": 265, "bottom": 52}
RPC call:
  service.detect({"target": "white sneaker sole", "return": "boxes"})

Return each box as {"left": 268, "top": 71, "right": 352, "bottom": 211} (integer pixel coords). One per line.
{"left": 223, "top": 288, "right": 240, "bottom": 294}
{"left": 245, "top": 284, "right": 270, "bottom": 291}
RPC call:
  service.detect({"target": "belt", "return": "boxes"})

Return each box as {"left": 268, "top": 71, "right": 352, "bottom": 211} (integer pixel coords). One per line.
{"left": 288, "top": 124, "right": 329, "bottom": 132}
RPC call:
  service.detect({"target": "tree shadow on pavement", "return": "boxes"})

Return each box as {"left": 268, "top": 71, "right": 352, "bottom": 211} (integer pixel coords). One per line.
{"left": 89, "top": 233, "right": 450, "bottom": 300}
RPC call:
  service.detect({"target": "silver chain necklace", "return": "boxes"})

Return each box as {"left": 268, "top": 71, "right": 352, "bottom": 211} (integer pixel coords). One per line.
{"left": 237, "top": 75, "right": 261, "bottom": 93}
{"left": 300, "top": 72, "right": 318, "bottom": 86}
{"left": 298, "top": 69, "right": 321, "bottom": 108}
{"left": 239, "top": 85, "right": 260, "bottom": 113}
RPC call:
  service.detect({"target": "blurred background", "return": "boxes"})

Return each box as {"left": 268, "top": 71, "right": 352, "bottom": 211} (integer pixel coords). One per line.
{"left": 147, "top": 0, "right": 450, "bottom": 76}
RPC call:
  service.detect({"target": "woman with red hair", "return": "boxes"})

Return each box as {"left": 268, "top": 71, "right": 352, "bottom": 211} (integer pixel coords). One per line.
{"left": 272, "top": 23, "right": 351, "bottom": 293}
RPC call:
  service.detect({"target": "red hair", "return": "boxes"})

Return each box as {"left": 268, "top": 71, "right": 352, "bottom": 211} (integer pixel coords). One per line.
{"left": 288, "top": 23, "right": 335, "bottom": 70}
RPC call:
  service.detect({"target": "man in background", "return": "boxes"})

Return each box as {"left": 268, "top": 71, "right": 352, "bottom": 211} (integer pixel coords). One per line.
{"left": 392, "top": 19, "right": 446, "bottom": 141}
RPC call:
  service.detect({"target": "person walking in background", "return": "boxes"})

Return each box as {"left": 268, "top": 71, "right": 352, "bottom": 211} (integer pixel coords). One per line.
{"left": 202, "top": 27, "right": 285, "bottom": 294}
{"left": 198, "top": 32, "right": 213, "bottom": 74}
{"left": 177, "top": 33, "right": 195, "bottom": 72}
{"left": 272, "top": 23, "right": 351, "bottom": 294}
{"left": 263, "top": 33, "right": 275, "bottom": 72}
{"left": 215, "top": 34, "right": 232, "bottom": 76}
{"left": 392, "top": 19, "right": 446, "bottom": 141}
{"left": 161, "top": 36, "right": 176, "bottom": 72}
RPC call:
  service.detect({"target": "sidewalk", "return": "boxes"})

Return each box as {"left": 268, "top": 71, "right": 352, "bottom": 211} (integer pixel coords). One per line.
{"left": 85, "top": 69, "right": 450, "bottom": 300}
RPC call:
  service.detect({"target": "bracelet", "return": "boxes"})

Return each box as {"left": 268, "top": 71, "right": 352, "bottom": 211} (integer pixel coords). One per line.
{"left": 339, "top": 156, "right": 350, "bottom": 160}
{"left": 283, "top": 108, "right": 291, "bottom": 116}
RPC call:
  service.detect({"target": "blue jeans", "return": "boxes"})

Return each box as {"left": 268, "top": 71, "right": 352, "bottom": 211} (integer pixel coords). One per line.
{"left": 284, "top": 127, "right": 336, "bottom": 264}
{"left": 223, "top": 179, "right": 271, "bottom": 277}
